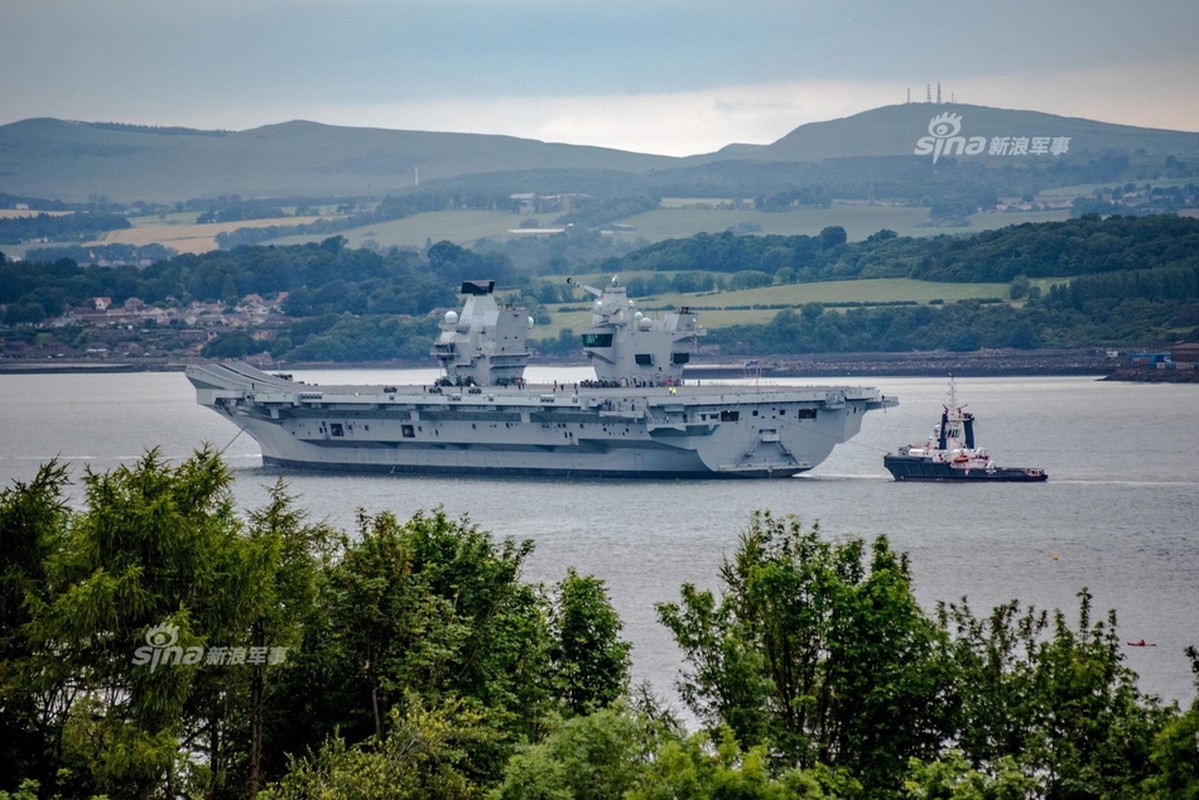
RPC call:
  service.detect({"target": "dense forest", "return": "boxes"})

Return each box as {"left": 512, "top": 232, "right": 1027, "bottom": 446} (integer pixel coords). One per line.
{"left": 0, "top": 212, "right": 131, "bottom": 245}
{"left": 3, "top": 215, "right": 1199, "bottom": 360}
{"left": 609, "top": 213, "right": 1199, "bottom": 281}
{"left": 2, "top": 453, "right": 1197, "bottom": 798}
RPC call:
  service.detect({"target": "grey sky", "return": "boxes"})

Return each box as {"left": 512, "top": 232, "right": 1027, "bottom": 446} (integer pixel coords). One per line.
{"left": 3, "top": 0, "right": 1197, "bottom": 155}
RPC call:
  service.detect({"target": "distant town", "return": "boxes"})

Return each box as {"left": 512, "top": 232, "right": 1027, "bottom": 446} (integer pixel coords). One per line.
{"left": 3, "top": 292, "right": 290, "bottom": 364}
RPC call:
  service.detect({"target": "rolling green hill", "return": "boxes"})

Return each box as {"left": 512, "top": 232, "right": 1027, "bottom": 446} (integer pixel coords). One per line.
{"left": 3, "top": 104, "right": 1197, "bottom": 205}
{"left": 754, "top": 102, "right": 1199, "bottom": 162}
{"left": 0, "top": 118, "right": 674, "bottom": 203}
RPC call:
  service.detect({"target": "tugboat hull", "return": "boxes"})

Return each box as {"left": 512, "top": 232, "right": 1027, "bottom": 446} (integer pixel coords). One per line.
{"left": 884, "top": 454, "right": 1047, "bottom": 482}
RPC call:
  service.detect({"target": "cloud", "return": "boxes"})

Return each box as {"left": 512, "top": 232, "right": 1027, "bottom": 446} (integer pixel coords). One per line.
{"left": 5, "top": 2, "right": 1199, "bottom": 155}
{"left": 952, "top": 61, "right": 1199, "bottom": 133}
{"left": 161, "top": 61, "right": 1199, "bottom": 158}
{"left": 180, "top": 80, "right": 911, "bottom": 157}
{"left": 13, "top": 53, "right": 1199, "bottom": 158}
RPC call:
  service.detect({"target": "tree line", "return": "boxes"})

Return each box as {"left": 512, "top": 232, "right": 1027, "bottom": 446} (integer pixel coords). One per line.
{"left": 2, "top": 456, "right": 1197, "bottom": 798}
{"left": 0, "top": 213, "right": 131, "bottom": 245}
{"left": 5, "top": 214, "right": 1199, "bottom": 358}
{"left": 610, "top": 214, "right": 1199, "bottom": 283}
{"left": 0, "top": 451, "right": 631, "bottom": 798}
{"left": 422, "top": 150, "right": 1190, "bottom": 209}
{"left": 0, "top": 237, "right": 516, "bottom": 322}
{"left": 6, "top": 215, "right": 1197, "bottom": 312}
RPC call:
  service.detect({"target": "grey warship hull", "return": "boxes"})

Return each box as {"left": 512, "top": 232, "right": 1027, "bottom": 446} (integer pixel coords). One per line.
{"left": 188, "top": 361, "right": 894, "bottom": 479}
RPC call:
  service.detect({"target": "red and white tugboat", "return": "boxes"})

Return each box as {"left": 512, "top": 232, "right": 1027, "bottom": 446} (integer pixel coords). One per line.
{"left": 884, "top": 377, "right": 1047, "bottom": 482}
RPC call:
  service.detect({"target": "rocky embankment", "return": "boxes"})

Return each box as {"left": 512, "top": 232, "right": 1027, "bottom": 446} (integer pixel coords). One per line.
{"left": 1100, "top": 366, "right": 1199, "bottom": 383}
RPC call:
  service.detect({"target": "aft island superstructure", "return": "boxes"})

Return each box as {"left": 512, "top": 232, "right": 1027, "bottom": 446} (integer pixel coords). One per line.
{"left": 187, "top": 278, "right": 897, "bottom": 479}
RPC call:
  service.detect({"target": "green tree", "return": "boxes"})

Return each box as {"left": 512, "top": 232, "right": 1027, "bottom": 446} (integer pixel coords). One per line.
{"left": 23, "top": 448, "right": 249, "bottom": 797}
{"left": 547, "top": 569, "right": 631, "bottom": 716}
{"left": 940, "top": 589, "right": 1168, "bottom": 798}
{"left": 1143, "top": 647, "right": 1199, "bottom": 799}
{"left": 903, "top": 749, "right": 1035, "bottom": 800}
{"left": 261, "top": 696, "right": 496, "bottom": 800}
{"left": 220, "top": 273, "right": 240, "bottom": 304}
{"left": 0, "top": 462, "right": 71, "bottom": 791}
{"left": 1009, "top": 274, "right": 1031, "bottom": 300}
{"left": 0, "top": 455, "right": 341, "bottom": 798}
{"left": 192, "top": 481, "right": 336, "bottom": 798}
{"left": 201, "top": 329, "right": 258, "bottom": 358}
{"left": 629, "top": 726, "right": 859, "bottom": 800}
{"left": 819, "top": 225, "right": 847, "bottom": 249}
{"left": 4, "top": 301, "right": 48, "bottom": 325}
{"left": 657, "top": 512, "right": 953, "bottom": 796}
{"left": 493, "top": 706, "right": 660, "bottom": 800}
{"left": 265, "top": 509, "right": 552, "bottom": 785}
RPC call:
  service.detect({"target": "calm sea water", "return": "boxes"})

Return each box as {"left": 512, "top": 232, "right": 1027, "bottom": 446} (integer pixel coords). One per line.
{"left": 2, "top": 369, "right": 1197, "bottom": 707}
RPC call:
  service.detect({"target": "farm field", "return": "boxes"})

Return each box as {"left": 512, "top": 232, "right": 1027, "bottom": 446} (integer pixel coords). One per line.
{"left": 258, "top": 204, "right": 1071, "bottom": 252}
{"left": 5, "top": 197, "right": 1073, "bottom": 259}
{"left": 93, "top": 214, "right": 337, "bottom": 254}
{"left": 0, "top": 209, "right": 71, "bottom": 218}
{"left": 267, "top": 210, "right": 523, "bottom": 251}
{"left": 531, "top": 276, "right": 1061, "bottom": 340}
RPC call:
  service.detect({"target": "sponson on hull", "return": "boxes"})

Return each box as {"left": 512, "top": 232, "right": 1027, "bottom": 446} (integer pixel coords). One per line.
{"left": 187, "top": 277, "right": 898, "bottom": 479}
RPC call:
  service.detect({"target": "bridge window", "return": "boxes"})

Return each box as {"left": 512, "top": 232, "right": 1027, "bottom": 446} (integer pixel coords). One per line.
{"left": 635, "top": 353, "right": 654, "bottom": 365}
{"left": 581, "top": 333, "right": 613, "bottom": 347}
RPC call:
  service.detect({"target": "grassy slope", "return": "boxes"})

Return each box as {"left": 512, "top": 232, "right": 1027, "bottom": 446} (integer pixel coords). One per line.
{"left": 252, "top": 204, "right": 1071, "bottom": 251}
{"left": 3, "top": 202, "right": 1068, "bottom": 260}
{"left": 266, "top": 210, "right": 523, "bottom": 250}
{"left": 0, "top": 119, "right": 675, "bottom": 203}
{"left": 95, "top": 213, "right": 337, "bottom": 254}
{"left": 57, "top": 203, "right": 1067, "bottom": 255}
{"left": 531, "top": 277, "right": 1060, "bottom": 340}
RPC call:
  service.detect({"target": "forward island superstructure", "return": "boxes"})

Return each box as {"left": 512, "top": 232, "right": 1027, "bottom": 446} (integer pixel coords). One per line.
{"left": 187, "top": 278, "right": 897, "bottom": 479}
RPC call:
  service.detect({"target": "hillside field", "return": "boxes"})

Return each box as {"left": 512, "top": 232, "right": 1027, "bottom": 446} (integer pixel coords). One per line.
{"left": 6, "top": 197, "right": 1073, "bottom": 259}
{"left": 92, "top": 213, "right": 338, "bottom": 254}
{"left": 267, "top": 210, "right": 522, "bottom": 251}
{"left": 257, "top": 203, "right": 1071, "bottom": 252}
{"left": 531, "top": 276, "right": 1061, "bottom": 340}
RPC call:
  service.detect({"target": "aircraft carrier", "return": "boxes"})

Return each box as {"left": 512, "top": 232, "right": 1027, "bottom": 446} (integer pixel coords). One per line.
{"left": 186, "top": 278, "right": 897, "bottom": 478}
